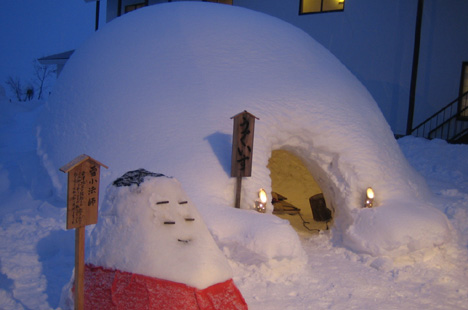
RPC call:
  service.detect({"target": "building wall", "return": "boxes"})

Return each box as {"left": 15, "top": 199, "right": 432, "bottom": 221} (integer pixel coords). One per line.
{"left": 105, "top": 0, "right": 468, "bottom": 135}
{"left": 235, "top": 0, "right": 417, "bottom": 134}
{"left": 415, "top": 0, "right": 468, "bottom": 127}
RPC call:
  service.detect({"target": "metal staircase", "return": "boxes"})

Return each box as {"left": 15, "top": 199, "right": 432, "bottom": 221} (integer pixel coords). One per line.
{"left": 410, "top": 91, "right": 468, "bottom": 143}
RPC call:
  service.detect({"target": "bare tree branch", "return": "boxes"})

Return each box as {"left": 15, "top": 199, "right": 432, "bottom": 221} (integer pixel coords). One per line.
{"left": 5, "top": 76, "right": 23, "bottom": 101}
{"left": 33, "top": 60, "right": 55, "bottom": 100}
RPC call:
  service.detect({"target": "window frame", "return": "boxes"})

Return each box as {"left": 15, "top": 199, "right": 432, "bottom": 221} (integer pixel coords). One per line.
{"left": 125, "top": 2, "right": 147, "bottom": 14}
{"left": 299, "top": 0, "right": 345, "bottom": 15}
{"left": 202, "top": 0, "right": 233, "bottom": 4}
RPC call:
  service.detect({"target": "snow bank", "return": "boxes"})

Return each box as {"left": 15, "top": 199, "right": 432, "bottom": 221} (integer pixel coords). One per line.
{"left": 39, "top": 2, "right": 450, "bottom": 258}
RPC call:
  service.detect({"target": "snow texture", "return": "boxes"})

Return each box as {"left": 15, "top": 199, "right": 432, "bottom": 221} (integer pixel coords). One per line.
{"left": 1, "top": 79, "right": 468, "bottom": 308}
{"left": 38, "top": 2, "right": 450, "bottom": 259}
{"left": 88, "top": 170, "right": 233, "bottom": 289}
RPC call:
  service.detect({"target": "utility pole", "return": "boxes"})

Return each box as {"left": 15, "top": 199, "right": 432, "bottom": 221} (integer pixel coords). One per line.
{"left": 95, "top": 1, "right": 100, "bottom": 31}
{"left": 406, "top": 0, "right": 424, "bottom": 135}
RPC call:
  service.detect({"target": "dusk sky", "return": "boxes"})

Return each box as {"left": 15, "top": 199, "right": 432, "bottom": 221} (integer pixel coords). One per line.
{"left": 0, "top": 1, "right": 100, "bottom": 92}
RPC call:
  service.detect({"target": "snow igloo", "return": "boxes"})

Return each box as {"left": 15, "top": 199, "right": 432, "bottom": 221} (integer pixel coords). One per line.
{"left": 39, "top": 2, "right": 450, "bottom": 258}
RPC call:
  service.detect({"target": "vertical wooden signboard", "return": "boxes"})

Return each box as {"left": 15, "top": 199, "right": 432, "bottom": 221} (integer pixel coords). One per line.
{"left": 231, "top": 111, "right": 259, "bottom": 208}
{"left": 60, "top": 154, "right": 108, "bottom": 310}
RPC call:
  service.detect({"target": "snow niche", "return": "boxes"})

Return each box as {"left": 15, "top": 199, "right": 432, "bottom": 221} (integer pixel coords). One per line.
{"left": 39, "top": 2, "right": 450, "bottom": 259}
{"left": 88, "top": 169, "right": 233, "bottom": 289}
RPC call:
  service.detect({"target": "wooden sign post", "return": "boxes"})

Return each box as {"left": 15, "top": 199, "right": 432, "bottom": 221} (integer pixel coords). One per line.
{"left": 231, "top": 111, "right": 259, "bottom": 208}
{"left": 60, "top": 154, "right": 108, "bottom": 310}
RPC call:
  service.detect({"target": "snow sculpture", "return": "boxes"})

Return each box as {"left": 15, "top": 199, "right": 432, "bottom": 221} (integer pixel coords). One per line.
{"left": 82, "top": 169, "right": 247, "bottom": 309}
{"left": 40, "top": 2, "right": 450, "bottom": 259}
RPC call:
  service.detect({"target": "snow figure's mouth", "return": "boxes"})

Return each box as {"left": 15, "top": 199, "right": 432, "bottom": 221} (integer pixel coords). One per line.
{"left": 178, "top": 239, "right": 192, "bottom": 244}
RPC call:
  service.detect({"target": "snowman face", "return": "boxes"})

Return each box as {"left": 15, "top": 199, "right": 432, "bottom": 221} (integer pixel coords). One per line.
{"left": 89, "top": 171, "right": 232, "bottom": 289}
{"left": 150, "top": 197, "right": 198, "bottom": 245}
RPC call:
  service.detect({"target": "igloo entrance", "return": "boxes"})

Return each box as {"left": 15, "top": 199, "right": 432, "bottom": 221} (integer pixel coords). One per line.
{"left": 268, "top": 149, "right": 333, "bottom": 233}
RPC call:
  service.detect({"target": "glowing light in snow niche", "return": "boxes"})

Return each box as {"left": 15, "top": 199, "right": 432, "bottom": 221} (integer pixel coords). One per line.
{"left": 255, "top": 188, "right": 268, "bottom": 213}
{"left": 364, "top": 187, "right": 375, "bottom": 208}
{"left": 259, "top": 189, "right": 267, "bottom": 203}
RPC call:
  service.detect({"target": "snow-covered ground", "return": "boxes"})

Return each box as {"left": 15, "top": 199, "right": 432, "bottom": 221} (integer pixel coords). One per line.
{"left": 1, "top": 3, "right": 468, "bottom": 309}
{"left": 1, "top": 100, "right": 468, "bottom": 309}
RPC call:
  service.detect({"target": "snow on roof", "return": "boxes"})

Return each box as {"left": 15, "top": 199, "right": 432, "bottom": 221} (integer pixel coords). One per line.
{"left": 37, "top": 50, "right": 74, "bottom": 65}
{"left": 39, "top": 2, "right": 450, "bottom": 259}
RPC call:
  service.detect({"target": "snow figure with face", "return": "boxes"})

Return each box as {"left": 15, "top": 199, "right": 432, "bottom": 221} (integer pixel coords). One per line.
{"left": 79, "top": 169, "right": 247, "bottom": 309}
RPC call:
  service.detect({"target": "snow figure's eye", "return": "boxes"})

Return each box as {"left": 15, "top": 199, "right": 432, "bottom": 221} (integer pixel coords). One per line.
{"left": 178, "top": 201, "right": 188, "bottom": 205}
{"left": 185, "top": 218, "right": 195, "bottom": 222}
{"left": 156, "top": 201, "right": 169, "bottom": 205}
{"left": 164, "top": 221, "right": 176, "bottom": 225}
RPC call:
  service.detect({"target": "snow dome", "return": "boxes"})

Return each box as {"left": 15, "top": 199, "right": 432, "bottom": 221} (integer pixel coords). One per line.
{"left": 39, "top": 2, "right": 450, "bottom": 257}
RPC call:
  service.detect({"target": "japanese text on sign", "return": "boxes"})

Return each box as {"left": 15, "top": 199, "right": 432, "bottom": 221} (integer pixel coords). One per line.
{"left": 231, "top": 111, "right": 258, "bottom": 177}
{"left": 66, "top": 159, "right": 101, "bottom": 229}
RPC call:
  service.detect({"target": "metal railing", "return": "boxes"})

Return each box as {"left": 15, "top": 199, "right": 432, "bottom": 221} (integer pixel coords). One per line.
{"left": 411, "top": 91, "right": 468, "bottom": 143}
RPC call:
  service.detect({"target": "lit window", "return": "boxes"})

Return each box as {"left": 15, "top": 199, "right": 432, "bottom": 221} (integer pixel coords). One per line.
{"left": 300, "top": 0, "right": 344, "bottom": 14}
{"left": 459, "top": 62, "right": 468, "bottom": 118}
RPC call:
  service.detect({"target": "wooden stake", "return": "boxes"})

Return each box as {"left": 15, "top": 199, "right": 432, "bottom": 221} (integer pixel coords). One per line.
{"left": 235, "top": 176, "right": 242, "bottom": 208}
{"left": 60, "top": 155, "right": 107, "bottom": 310}
{"left": 230, "top": 111, "right": 258, "bottom": 209}
{"left": 74, "top": 226, "right": 85, "bottom": 310}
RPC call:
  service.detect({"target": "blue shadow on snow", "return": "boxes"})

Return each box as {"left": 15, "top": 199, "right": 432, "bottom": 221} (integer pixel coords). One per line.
{"left": 203, "top": 131, "right": 232, "bottom": 176}
{"left": 37, "top": 229, "right": 75, "bottom": 308}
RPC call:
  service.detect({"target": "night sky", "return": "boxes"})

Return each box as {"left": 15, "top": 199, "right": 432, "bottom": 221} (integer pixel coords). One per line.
{"left": 0, "top": 1, "right": 101, "bottom": 95}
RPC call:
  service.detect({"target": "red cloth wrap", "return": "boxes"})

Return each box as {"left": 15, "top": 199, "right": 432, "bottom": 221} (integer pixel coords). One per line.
{"left": 83, "top": 264, "right": 248, "bottom": 310}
